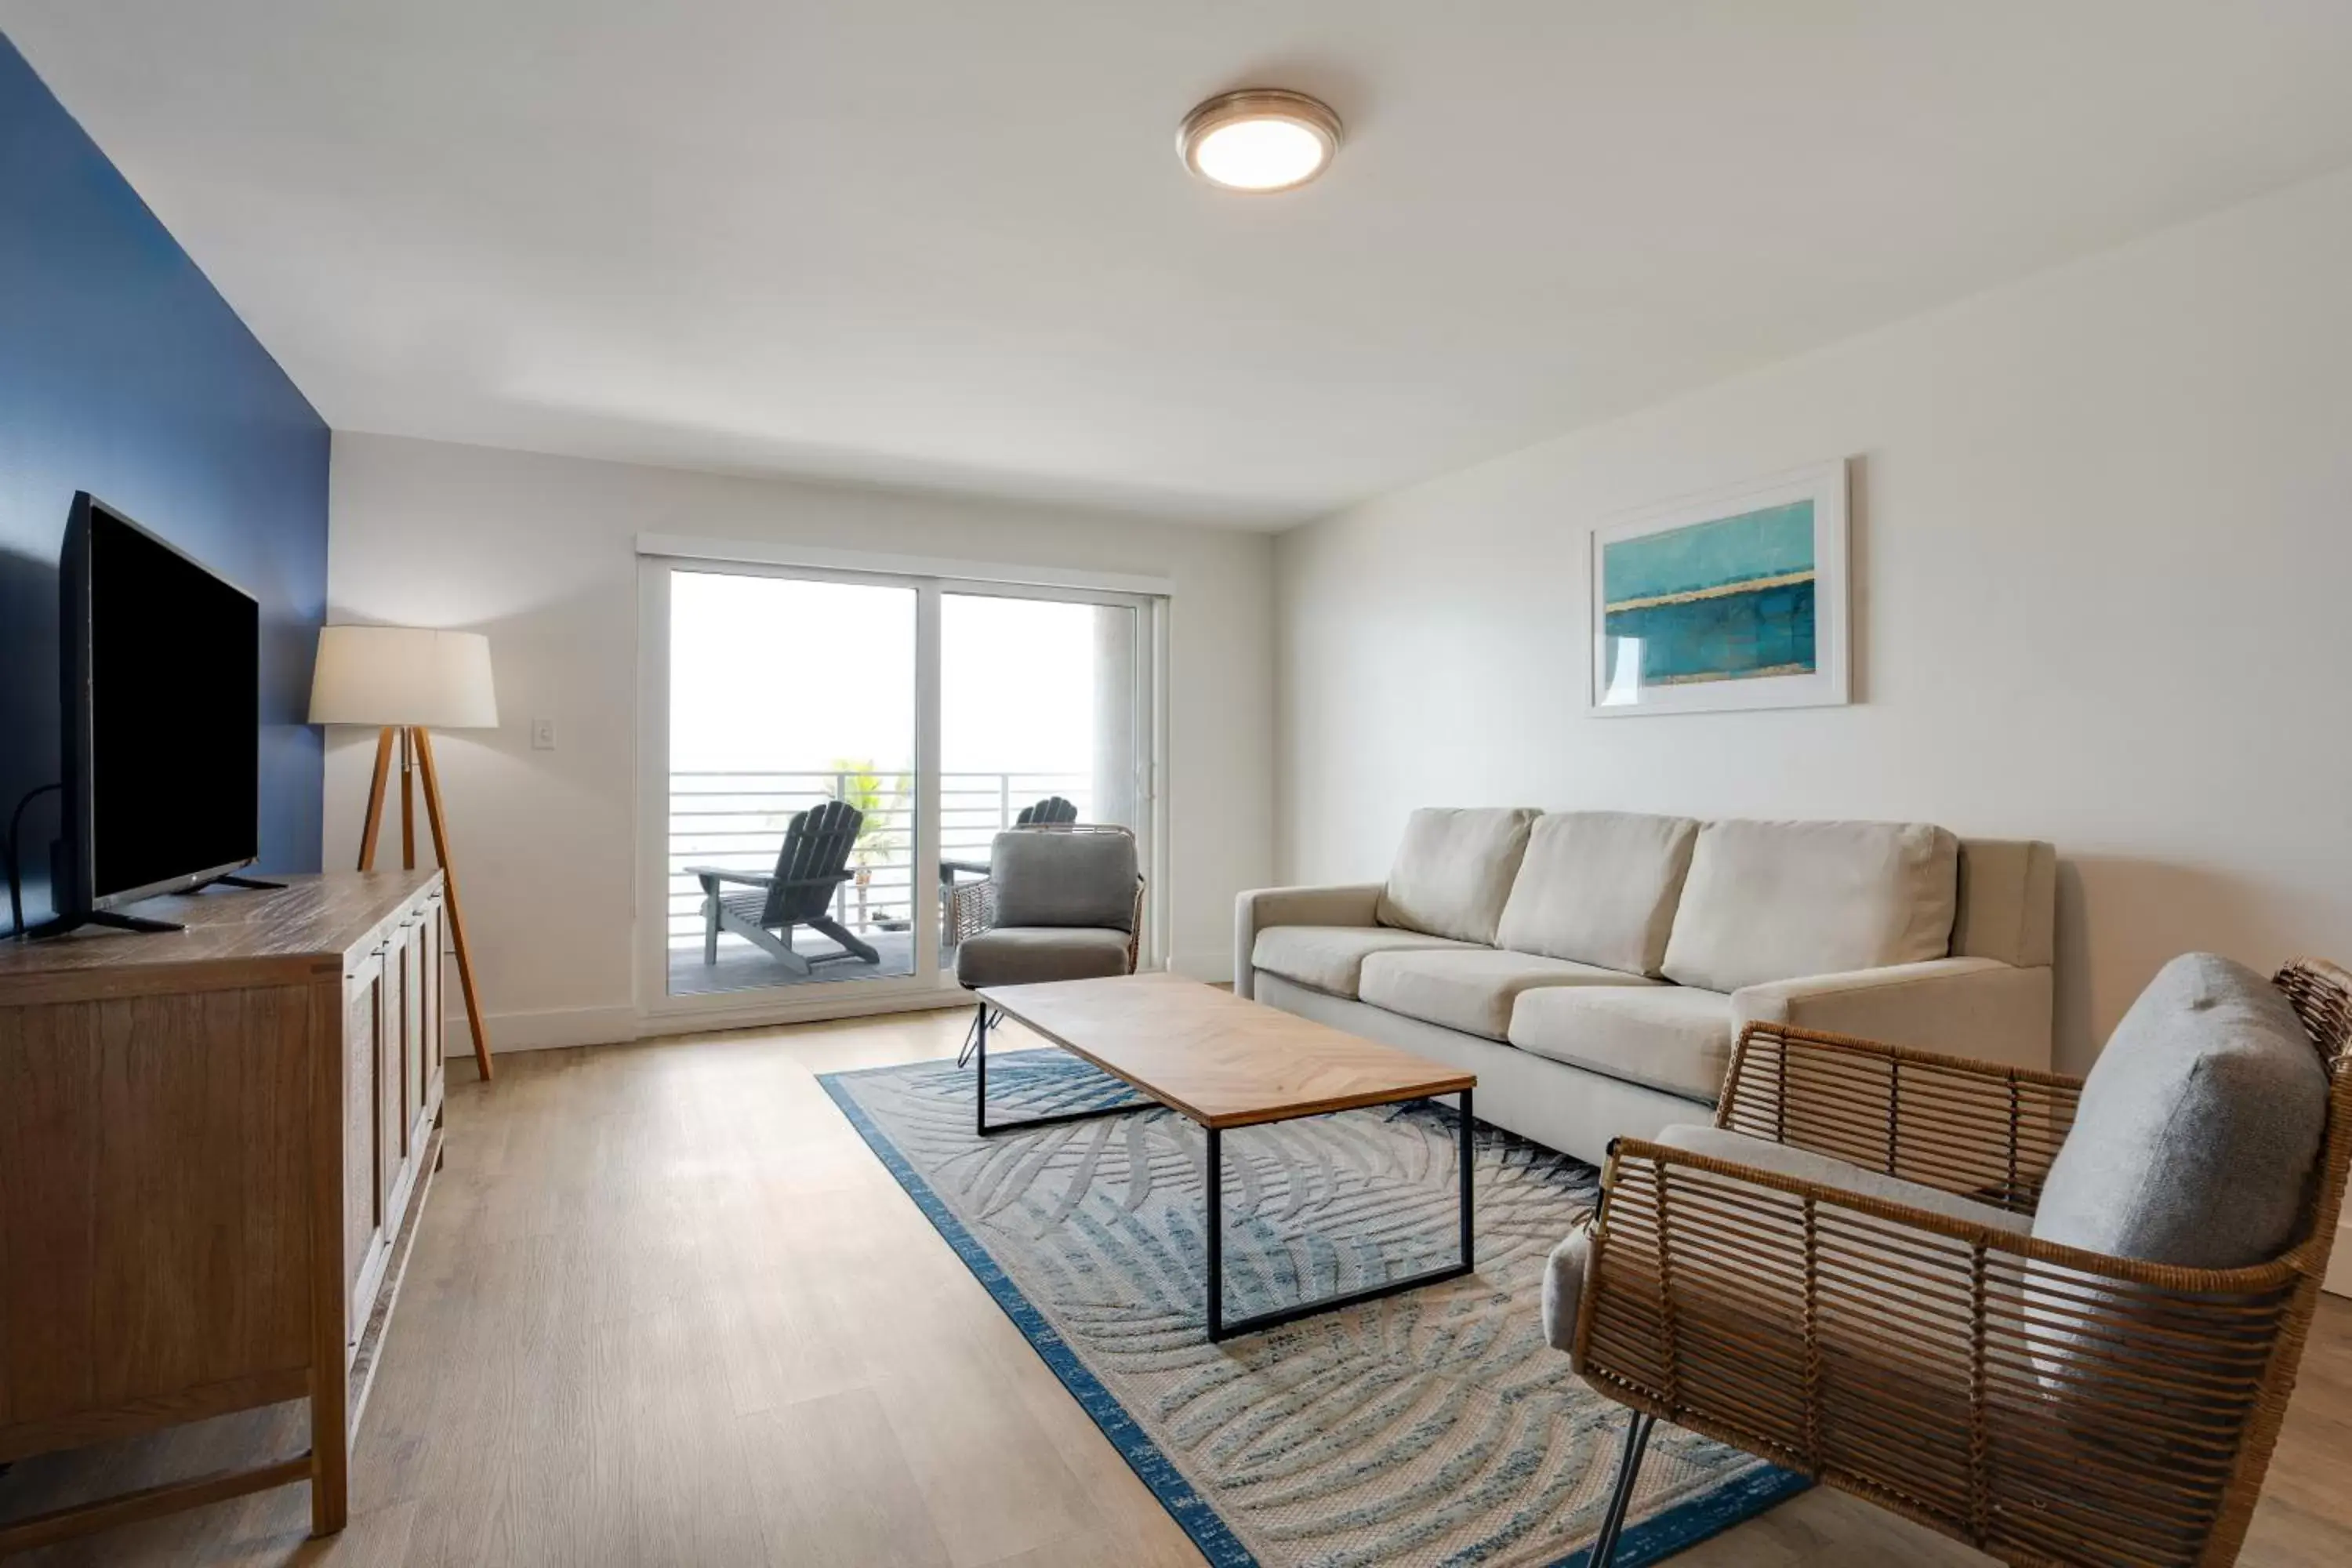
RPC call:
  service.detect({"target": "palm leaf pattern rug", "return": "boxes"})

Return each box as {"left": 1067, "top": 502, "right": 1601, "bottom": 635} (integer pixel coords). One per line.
{"left": 822, "top": 1047, "right": 1801, "bottom": 1567}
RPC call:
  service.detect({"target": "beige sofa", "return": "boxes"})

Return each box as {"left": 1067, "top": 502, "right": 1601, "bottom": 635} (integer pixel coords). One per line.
{"left": 1235, "top": 808, "right": 2056, "bottom": 1164}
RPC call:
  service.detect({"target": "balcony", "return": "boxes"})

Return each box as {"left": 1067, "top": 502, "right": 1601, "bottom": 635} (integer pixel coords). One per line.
{"left": 666, "top": 769, "right": 1091, "bottom": 996}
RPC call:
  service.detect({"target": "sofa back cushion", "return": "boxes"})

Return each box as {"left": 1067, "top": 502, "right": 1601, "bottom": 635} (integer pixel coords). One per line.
{"left": 1661, "top": 819, "right": 1959, "bottom": 993}
{"left": 1377, "top": 808, "right": 1537, "bottom": 946}
{"left": 2034, "top": 953, "right": 2325, "bottom": 1269}
{"left": 1495, "top": 811, "right": 1699, "bottom": 976}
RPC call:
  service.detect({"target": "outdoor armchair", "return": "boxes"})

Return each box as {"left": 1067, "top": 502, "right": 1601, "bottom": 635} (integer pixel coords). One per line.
{"left": 1549, "top": 957, "right": 2352, "bottom": 1568}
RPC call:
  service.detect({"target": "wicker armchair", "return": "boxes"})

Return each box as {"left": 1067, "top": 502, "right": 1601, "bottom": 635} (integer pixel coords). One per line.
{"left": 1568, "top": 958, "right": 2352, "bottom": 1568}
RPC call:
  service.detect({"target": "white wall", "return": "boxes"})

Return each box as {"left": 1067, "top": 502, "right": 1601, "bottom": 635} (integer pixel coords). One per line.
{"left": 1276, "top": 166, "right": 2352, "bottom": 1076}
{"left": 327, "top": 434, "right": 1274, "bottom": 1050}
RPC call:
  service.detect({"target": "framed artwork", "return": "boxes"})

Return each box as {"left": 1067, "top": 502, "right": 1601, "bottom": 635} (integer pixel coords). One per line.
{"left": 1588, "top": 459, "right": 1850, "bottom": 717}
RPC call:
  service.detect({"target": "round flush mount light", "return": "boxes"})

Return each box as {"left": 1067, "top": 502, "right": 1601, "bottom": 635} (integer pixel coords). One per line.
{"left": 1178, "top": 89, "right": 1342, "bottom": 193}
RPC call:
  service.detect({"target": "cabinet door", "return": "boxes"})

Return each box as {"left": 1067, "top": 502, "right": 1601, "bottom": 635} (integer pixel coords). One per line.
{"left": 345, "top": 948, "right": 387, "bottom": 1333}
{"left": 423, "top": 893, "right": 446, "bottom": 1102}
{"left": 381, "top": 926, "right": 409, "bottom": 1222}
{"left": 397, "top": 913, "right": 423, "bottom": 1155}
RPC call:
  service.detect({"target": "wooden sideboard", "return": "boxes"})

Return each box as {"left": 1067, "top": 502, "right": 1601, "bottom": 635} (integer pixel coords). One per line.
{"left": 0, "top": 870, "right": 448, "bottom": 1553}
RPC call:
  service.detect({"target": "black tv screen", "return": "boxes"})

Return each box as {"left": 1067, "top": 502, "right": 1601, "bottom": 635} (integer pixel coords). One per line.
{"left": 63, "top": 494, "right": 260, "bottom": 909}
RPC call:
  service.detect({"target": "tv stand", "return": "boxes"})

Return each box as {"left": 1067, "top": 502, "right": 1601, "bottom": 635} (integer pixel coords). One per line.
{"left": 0, "top": 870, "right": 449, "bottom": 1552}
{"left": 19, "top": 907, "right": 184, "bottom": 939}
{"left": 205, "top": 873, "right": 288, "bottom": 892}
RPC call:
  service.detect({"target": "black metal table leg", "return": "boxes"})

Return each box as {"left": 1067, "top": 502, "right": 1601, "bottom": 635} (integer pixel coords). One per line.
{"left": 1206, "top": 1125, "right": 1224, "bottom": 1340}
{"left": 1205, "top": 1088, "right": 1479, "bottom": 1342}
{"left": 973, "top": 1001, "right": 988, "bottom": 1138}
{"left": 1459, "top": 1086, "right": 1475, "bottom": 1270}
{"left": 973, "top": 1000, "right": 1152, "bottom": 1138}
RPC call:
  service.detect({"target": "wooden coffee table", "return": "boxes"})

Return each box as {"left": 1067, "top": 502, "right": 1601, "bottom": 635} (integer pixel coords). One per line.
{"left": 971, "top": 972, "right": 1477, "bottom": 1341}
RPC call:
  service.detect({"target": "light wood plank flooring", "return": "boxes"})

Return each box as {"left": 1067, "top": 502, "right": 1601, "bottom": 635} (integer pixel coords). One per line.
{"left": 2, "top": 1007, "right": 2347, "bottom": 1566}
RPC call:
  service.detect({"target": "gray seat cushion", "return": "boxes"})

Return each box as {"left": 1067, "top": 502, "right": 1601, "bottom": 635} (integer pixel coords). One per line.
{"left": 955, "top": 927, "right": 1131, "bottom": 988}
{"left": 1544, "top": 1125, "right": 2027, "bottom": 1363}
{"left": 1495, "top": 811, "right": 1699, "bottom": 976}
{"left": 1376, "top": 807, "right": 1537, "bottom": 946}
{"left": 1250, "top": 925, "right": 1473, "bottom": 1000}
{"left": 1657, "top": 1125, "right": 2034, "bottom": 1232}
{"left": 989, "top": 829, "right": 1137, "bottom": 931}
{"left": 2034, "top": 953, "right": 2326, "bottom": 1269}
{"left": 1359, "top": 947, "right": 1655, "bottom": 1040}
{"left": 1506, "top": 985, "right": 1737, "bottom": 1102}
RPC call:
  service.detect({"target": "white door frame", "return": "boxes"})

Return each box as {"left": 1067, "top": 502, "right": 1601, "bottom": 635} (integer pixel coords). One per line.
{"left": 633, "top": 550, "right": 1166, "bottom": 1033}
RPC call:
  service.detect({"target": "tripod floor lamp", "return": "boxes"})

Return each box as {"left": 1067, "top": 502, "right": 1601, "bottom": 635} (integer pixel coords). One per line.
{"left": 309, "top": 626, "right": 497, "bottom": 1081}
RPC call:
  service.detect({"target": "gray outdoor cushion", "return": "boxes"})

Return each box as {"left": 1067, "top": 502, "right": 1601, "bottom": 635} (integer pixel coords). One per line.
{"left": 989, "top": 829, "right": 1137, "bottom": 931}
{"left": 1541, "top": 1228, "right": 1593, "bottom": 1359}
{"left": 1543, "top": 1127, "right": 2026, "bottom": 1363}
{"left": 955, "top": 926, "right": 1131, "bottom": 988}
{"left": 1658, "top": 1124, "right": 2034, "bottom": 1233}
{"left": 2033, "top": 953, "right": 2325, "bottom": 1269}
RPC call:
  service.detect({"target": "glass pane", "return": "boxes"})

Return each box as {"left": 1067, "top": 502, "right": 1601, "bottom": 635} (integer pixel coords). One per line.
{"left": 666, "top": 571, "right": 917, "bottom": 996}
{"left": 939, "top": 593, "right": 1141, "bottom": 970}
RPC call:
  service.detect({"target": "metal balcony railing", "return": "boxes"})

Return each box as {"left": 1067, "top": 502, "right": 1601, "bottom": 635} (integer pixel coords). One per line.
{"left": 666, "top": 770, "right": 1091, "bottom": 949}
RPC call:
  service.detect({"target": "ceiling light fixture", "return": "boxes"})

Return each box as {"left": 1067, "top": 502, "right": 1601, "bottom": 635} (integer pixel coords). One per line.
{"left": 1178, "top": 89, "right": 1342, "bottom": 193}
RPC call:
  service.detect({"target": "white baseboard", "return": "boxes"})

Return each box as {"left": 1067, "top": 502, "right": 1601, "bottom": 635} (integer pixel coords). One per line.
{"left": 2328, "top": 1220, "right": 2352, "bottom": 1299}
{"left": 446, "top": 1004, "right": 639, "bottom": 1062}
{"left": 1167, "top": 948, "right": 1235, "bottom": 983}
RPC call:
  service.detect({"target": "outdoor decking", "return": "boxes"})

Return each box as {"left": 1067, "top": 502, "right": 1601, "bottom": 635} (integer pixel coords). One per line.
{"left": 667, "top": 931, "right": 929, "bottom": 996}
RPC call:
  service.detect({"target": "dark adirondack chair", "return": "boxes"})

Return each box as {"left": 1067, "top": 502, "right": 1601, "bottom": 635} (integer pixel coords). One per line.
{"left": 688, "top": 799, "right": 880, "bottom": 974}
{"left": 1015, "top": 795, "right": 1078, "bottom": 826}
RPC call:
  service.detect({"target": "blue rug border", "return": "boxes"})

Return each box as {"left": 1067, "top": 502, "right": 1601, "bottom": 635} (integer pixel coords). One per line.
{"left": 818, "top": 1051, "right": 1809, "bottom": 1568}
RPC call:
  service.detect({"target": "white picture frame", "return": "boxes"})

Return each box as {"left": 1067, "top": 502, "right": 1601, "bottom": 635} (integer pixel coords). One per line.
{"left": 1588, "top": 459, "right": 1851, "bottom": 717}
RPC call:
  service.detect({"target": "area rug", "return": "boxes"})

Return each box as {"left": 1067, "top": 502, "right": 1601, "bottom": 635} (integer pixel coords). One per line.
{"left": 821, "top": 1047, "right": 1803, "bottom": 1568}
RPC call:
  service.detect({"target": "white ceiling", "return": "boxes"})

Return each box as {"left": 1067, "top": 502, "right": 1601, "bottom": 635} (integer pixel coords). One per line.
{"left": 9, "top": 2, "right": 2352, "bottom": 526}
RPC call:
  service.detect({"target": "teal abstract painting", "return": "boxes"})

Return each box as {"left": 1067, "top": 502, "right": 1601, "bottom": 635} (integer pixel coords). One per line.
{"left": 1602, "top": 499, "right": 1817, "bottom": 690}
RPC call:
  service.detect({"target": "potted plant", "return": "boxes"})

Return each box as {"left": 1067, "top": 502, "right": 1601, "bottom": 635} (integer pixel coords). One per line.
{"left": 829, "top": 760, "right": 909, "bottom": 931}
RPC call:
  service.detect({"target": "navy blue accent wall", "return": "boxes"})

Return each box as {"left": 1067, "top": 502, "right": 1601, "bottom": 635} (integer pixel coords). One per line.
{"left": 2, "top": 33, "right": 328, "bottom": 926}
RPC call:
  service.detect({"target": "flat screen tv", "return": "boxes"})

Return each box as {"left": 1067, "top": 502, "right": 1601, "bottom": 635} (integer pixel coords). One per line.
{"left": 53, "top": 492, "right": 260, "bottom": 927}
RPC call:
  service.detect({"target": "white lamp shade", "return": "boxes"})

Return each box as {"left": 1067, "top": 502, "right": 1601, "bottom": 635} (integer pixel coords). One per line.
{"left": 309, "top": 626, "right": 499, "bottom": 729}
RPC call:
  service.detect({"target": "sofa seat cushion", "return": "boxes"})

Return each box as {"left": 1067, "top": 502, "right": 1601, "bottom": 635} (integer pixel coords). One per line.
{"left": 1377, "top": 807, "right": 1537, "bottom": 946}
{"left": 1250, "top": 925, "right": 1474, "bottom": 1000}
{"left": 956, "top": 927, "right": 1131, "bottom": 988}
{"left": 1496, "top": 811, "right": 1699, "bottom": 976}
{"left": 2034, "top": 953, "right": 2325, "bottom": 1269}
{"left": 1662, "top": 818, "right": 1960, "bottom": 993}
{"left": 1359, "top": 948, "right": 1656, "bottom": 1040}
{"left": 1508, "top": 985, "right": 1735, "bottom": 1102}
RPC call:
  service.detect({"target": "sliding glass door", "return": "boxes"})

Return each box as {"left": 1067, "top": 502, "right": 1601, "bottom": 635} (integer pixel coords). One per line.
{"left": 664, "top": 570, "right": 918, "bottom": 999}
{"left": 639, "top": 557, "right": 1157, "bottom": 1024}
{"left": 939, "top": 591, "right": 1145, "bottom": 974}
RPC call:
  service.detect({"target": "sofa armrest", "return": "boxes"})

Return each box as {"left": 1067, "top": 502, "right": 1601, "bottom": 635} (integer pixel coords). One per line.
{"left": 1732, "top": 956, "right": 2053, "bottom": 1071}
{"left": 1232, "top": 884, "right": 1382, "bottom": 999}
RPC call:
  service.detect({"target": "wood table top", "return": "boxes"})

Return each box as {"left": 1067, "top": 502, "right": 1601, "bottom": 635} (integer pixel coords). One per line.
{"left": 976, "top": 971, "right": 1475, "bottom": 1130}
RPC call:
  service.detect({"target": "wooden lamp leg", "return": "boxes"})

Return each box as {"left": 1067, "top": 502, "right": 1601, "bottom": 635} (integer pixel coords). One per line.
{"left": 411, "top": 726, "right": 495, "bottom": 1082}
{"left": 356, "top": 727, "right": 395, "bottom": 872}
{"left": 399, "top": 728, "right": 416, "bottom": 872}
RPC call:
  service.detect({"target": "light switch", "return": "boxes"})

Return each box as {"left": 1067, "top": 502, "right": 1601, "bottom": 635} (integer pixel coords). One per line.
{"left": 531, "top": 717, "right": 557, "bottom": 750}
